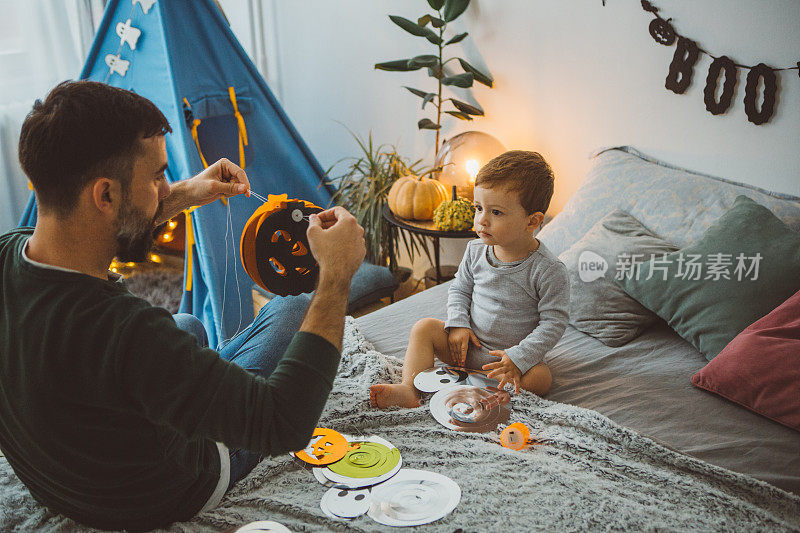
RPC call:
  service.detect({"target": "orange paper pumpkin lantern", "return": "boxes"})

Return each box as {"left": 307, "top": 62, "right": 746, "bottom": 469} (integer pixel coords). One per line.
{"left": 240, "top": 194, "right": 322, "bottom": 296}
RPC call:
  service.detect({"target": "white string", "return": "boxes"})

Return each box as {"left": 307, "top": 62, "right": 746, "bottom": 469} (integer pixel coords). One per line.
{"left": 220, "top": 198, "right": 245, "bottom": 344}
{"left": 228, "top": 200, "right": 244, "bottom": 338}
{"left": 219, "top": 201, "right": 229, "bottom": 337}
{"left": 248, "top": 190, "right": 311, "bottom": 219}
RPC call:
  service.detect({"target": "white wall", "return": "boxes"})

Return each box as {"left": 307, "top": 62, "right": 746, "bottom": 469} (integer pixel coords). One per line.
{"left": 198, "top": 0, "right": 800, "bottom": 273}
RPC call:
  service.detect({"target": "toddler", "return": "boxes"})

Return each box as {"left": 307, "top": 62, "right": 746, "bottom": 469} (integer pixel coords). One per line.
{"left": 371, "top": 150, "right": 569, "bottom": 408}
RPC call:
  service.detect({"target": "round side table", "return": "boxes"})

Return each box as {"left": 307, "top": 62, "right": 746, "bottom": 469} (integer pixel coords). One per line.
{"left": 382, "top": 204, "right": 477, "bottom": 285}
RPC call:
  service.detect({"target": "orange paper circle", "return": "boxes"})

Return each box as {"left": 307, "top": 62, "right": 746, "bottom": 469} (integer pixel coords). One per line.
{"left": 294, "top": 427, "right": 352, "bottom": 466}
{"left": 500, "top": 423, "right": 531, "bottom": 451}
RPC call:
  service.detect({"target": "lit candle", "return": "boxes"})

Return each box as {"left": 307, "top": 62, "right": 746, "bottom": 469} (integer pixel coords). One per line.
{"left": 466, "top": 159, "right": 480, "bottom": 185}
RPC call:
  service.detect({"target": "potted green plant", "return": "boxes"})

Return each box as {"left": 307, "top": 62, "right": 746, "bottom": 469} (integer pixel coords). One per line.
{"left": 325, "top": 131, "right": 432, "bottom": 276}
{"left": 375, "top": 0, "right": 493, "bottom": 157}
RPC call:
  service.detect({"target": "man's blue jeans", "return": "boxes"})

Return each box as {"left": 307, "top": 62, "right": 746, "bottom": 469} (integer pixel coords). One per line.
{"left": 172, "top": 294, "right": 310, "bottom": 490}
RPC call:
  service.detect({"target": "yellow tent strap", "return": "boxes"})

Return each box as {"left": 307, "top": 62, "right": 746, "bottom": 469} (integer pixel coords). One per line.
{"left": 228, "top": 86, "right": 248, "bottom": 169}
{"left": 183, "top": 97, "right": 226, "bottom": 205}
{"left": 183, "top": 98, "right": 209, "bottom": 170}
{"left": 183, "top": 205, "right": 199, "bottom": 291}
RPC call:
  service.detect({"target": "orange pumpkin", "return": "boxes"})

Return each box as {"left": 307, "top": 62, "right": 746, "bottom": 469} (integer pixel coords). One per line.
{"left": 387, "top": 175, "right": 448, "bottom": 220}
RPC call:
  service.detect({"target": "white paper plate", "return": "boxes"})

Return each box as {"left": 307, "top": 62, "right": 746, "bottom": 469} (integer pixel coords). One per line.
{"left": 320, "top": 487, "right": 371, "bottom": 519}
{"left": 429, "top": 385, "right": 511, "bottom": 433}
{"left": 413, "top": 366, "right": 470, "bottom": 392}
{"left": 368, "top": 468, "right": 461, "bottom": 527}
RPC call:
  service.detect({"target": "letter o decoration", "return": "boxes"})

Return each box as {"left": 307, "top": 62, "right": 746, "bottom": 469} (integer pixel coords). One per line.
{"left": 743, "top": 63, "right": 777, "bottom": 125}
{"left": 703, "top": 55, "right": 737, "bottom": 115}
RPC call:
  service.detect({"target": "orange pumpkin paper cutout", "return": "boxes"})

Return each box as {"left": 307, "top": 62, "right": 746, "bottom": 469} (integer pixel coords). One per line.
{"left": 500, "top": 423, "right": 532, "bottom": 451}
{"left": 294, "top": 427, "right": 357, "bottom": 466}
{"left": 240, "top": 194, "right": 322, "bottom": 296}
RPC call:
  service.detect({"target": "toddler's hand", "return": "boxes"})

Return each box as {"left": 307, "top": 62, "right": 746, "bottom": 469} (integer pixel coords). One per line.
{"left": 483, "top": 350, "right": 523, "bottom": 393}
{"left": 447, "top": 327, "right": 481, "bottom": 367}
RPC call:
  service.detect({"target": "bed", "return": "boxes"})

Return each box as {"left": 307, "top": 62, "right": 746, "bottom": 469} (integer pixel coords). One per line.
{"left": 357, "top": 146, "right": 800, "bottom": 496}
{"left": 1, "top": 146, "right": 799, "bottom": 531}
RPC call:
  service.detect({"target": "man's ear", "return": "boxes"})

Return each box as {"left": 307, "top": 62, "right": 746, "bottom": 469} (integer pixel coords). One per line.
{"left": 90, "top": 178, "right": 119, "bottom": 215}
{"left": 528, "top": 211, "right": 545, "bottom": 230}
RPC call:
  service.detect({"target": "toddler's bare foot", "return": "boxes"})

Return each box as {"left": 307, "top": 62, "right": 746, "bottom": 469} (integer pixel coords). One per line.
{"left": 370, "top": 384, "right": 421, "bottom": 409}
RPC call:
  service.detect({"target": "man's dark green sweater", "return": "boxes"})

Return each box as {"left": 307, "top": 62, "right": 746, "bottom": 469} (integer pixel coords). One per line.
{"left": 0, "top": 228, "right": 341, "bottom": 530}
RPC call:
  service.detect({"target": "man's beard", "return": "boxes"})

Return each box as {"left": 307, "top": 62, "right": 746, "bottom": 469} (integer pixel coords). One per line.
{"left": 114, "top": 198, "right": 163, "bottom": 263}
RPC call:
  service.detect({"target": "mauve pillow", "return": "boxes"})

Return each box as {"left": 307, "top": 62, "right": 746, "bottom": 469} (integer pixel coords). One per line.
{"left": 691, "top": 288, "right": 800, "bottom": 432}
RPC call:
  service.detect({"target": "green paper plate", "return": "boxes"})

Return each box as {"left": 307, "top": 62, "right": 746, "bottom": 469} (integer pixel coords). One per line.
{"left": 327, "top": 442, "right": 401, "bottom": 478}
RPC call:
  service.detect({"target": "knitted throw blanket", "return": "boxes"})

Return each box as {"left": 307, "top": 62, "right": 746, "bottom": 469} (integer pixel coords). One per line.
{"left": 1, "top": 317, "right": 798, "bottom": 531}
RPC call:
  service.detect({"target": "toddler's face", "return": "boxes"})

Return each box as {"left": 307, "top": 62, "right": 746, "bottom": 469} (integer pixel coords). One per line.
{"left": 473, "top": 185, "right": 537, "bottom": 248}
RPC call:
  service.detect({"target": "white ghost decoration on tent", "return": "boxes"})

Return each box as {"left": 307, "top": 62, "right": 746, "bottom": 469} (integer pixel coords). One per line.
{"left": 116, "top": 19, "right": 141, "bottom": 50}
{"left": 105, "top": 54, "right": 130, "bottom": 77}
{"left": 132, "top": 0, "right": 156, "bottom": 15}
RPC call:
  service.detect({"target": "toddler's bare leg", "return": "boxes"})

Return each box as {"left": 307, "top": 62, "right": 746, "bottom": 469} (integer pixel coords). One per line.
{"left": 519, "top": 362, "right": 553, "bottom": 396}
{"left": 370, "top": 318, "right": 450, "bottom": 408}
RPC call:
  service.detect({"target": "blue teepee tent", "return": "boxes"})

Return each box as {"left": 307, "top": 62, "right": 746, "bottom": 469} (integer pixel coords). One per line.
{"left": 19, "top": 0, "right": 335, "bottom": 347}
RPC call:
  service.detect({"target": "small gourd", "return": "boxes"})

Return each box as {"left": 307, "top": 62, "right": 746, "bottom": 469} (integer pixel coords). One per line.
{"left": 433, "top": 189, "right": 475, "bottom": 231}
{"left": 387, "top": 175, "right": 448, "bottom": 220}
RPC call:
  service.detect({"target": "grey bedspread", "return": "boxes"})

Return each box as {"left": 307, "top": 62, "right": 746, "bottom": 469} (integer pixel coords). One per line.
{"left": 3, "top": 317, "right": 799, "bottom": 531}
{"left": 355, "top": 281, "right": 800, "bottom": 495}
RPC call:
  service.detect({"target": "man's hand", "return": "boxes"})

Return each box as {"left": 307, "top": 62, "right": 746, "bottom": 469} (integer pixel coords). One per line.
{"left": 186, "top": 158, "right": 251, "bottom": 206}
{"left": 447, "top": 327, "right": 481, "bottom": 367}
{"left": 299, "top": 206, "right": 365, "bottom": 351}
{"left": 306, "top": 206, "right": 365, "bottom": 283}
{"left": 155, "top": 159, "right": 252, "bottom": 226}
{"left": 482, "top": 350, "right": 523, "bottom": 393}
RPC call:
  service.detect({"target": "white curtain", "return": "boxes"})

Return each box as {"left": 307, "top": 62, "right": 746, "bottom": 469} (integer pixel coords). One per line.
{"left": 0, "top": 0, "right": 104, "bottom": 232}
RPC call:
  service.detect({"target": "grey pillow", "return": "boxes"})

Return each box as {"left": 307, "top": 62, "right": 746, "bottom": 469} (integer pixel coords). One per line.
{"left": 558, "top": 210, "right": 678, "bottom": 346}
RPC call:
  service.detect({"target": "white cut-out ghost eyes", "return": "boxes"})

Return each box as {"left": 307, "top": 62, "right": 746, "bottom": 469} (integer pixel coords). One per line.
{"left": 413, "top": 366, "right": 469, "bottom": 392}
{"left": 321, "top": 487, "right": 371, "bottom": 519}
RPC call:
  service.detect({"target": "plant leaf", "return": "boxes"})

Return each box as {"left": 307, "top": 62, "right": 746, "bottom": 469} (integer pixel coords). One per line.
{"left": 427, "top": 0, "right": 445, "bottom": 10}
{"left": 425, "top": 33, "right": 443, "bottom": 46}
{"left": 450, "top": 98, "right": 484, "bottom": 115}
{"left": 375, "top": 59, "right": 416, "bottom": 72}
{"left": 422, "top": 93, "right": 436, "bottom": 109}
{"left": 427, "top": 66, "right": 444, "bottom": 80}
{"left": 389, "top": 15, "right": 428, "bottom": 36}
{"left": 417, "top": 14, "right": 431, "bottom": 27}
{"left": 407, "top": 54, "right": 440, "bottom": 69}
{"left": 445, "top": 110, "right": 473, "bottom": 120}
{"left": 430, "top": 16, "right": 445, "bottom": 28}
{"left": 443, "top": 0, "right": 470, "bottom": 22}
{"left": 404, "top": 86, "right": 429, "bottom": 98}
{"left": 445, "top": 31, "right": 468, "bottom": 45}
{"left": 442, "top": 72, "right": 474, "bottom": 88}
{"left": 457, "top": 58, "right": 493, "bottom": 87}
{"left": 418, "top": 118, "right": 442, "bottom": 130}
{"left": 389, "top": 15, "right": 440, "bottom": 43}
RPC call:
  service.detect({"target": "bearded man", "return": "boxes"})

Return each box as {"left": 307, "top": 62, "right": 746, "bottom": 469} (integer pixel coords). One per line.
{"left": 0, "top": 81, "right": 365, "bottom": 530}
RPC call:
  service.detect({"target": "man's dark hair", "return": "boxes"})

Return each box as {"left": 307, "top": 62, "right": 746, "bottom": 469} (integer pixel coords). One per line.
{"left": 475, "top": 150, "right": 555, "bottom": 215}
{"left": 18, "top": 80, "right": 171, "bottom": 216}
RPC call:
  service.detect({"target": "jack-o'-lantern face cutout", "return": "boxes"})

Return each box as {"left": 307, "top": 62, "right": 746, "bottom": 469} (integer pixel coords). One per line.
{"left": 649, "top": 17, "right": 676, "bottom": 46}
{"left": 240, "top": 195, "right": 322, "bottom": 296}
{"left": 294, "top": 427, "right": 357, "bottom": 466}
